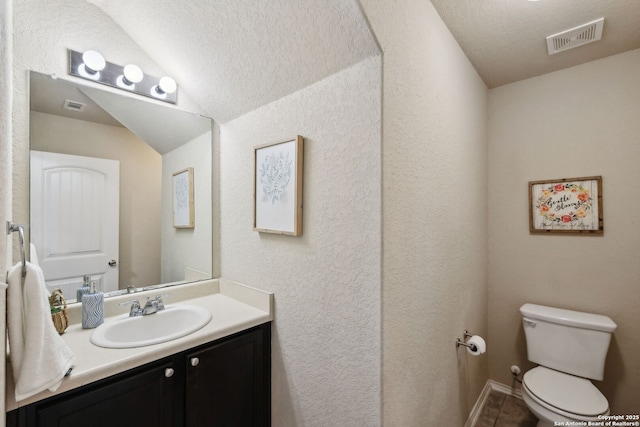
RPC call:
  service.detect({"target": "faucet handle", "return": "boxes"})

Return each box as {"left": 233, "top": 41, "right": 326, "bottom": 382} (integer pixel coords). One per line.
{"left": 119, "top": 299, "right": 142, "bottom": 316}
{"left": 153, "top": 293, "right": 171, "bottom": 310}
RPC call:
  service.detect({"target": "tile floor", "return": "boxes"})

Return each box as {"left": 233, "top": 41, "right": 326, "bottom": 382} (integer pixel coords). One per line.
{"left": 476, "top": 390, "right": 539, "bottom": 427}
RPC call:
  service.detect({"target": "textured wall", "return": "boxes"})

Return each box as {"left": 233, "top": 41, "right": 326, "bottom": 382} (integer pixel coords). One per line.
{"left": 30, "top": 112, "right": 162, "bottom": 290}
{"left": 1, "top": 0, "right": 12, "bottom": 422}
{"left": 220, "top": 56, "right": 382, "bottom": 426}
{"left": 488, "top": 49, "right": 640, "bottom": 414}
{"left": 359, "top": 1, "right": 489, "bottom": 425}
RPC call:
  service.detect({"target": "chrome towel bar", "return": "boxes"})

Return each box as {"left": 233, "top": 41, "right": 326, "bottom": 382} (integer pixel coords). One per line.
{"left": 6, "top": 221, "right": 27, "bottom": 278}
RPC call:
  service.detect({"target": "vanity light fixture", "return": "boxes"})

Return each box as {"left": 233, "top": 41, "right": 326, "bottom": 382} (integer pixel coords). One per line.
{"left": 69, "top": 49, "right": 177, "bottom": 104}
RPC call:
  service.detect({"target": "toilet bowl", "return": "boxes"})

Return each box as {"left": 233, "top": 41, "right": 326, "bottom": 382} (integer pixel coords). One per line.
{"left": 521, "top": 367, "right": 609, "bottom": 427}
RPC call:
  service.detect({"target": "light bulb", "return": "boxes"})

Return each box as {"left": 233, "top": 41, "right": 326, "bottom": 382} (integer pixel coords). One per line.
{"left": 123, "top": 64, "right": 143, "bottom": 84}
{"left": 82, "top": 50, "right": 106, "bottom": 73}
{"left": 117, "top": 64, "right": 144, "bottom": 89}
{"left": 158, "top": 76, "right": 177, "bottom": 94}
{"left": 79, "top": 50, "right": 106, "bottom": 80}
{"left": 151, "top": 76, "right": 177, "bottom": 99}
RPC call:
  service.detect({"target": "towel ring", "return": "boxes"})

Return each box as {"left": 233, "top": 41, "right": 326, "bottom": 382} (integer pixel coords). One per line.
{"left": 6, "top": 221, "right": 27, "bottom": 278}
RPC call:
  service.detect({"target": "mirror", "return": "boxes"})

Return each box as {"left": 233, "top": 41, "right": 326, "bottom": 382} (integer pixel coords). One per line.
{"left": 29, "top": 71, "right": 214, "bottom": 303}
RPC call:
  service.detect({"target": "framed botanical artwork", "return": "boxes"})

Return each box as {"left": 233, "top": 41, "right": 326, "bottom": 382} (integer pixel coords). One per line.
{"left": 529, "top": 176, "right": 603, "bottom": 234}
{"left": 254, "top": 136, "right": 304, "bottom": 236}
{"left": 172, "top": 167, "right": 195, "bottom": 228}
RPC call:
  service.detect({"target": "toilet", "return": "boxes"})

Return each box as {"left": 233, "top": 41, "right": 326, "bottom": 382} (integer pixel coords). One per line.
{"left": 519, "top": 303, "right": 617, "bottom": 427}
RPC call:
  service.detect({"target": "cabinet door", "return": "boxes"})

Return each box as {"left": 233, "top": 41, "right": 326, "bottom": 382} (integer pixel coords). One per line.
{"left": 185, "top": 327, "right": 269, "bottom": 427}
{"left": 29, "top": 362, "right": 175, "bottom": 427}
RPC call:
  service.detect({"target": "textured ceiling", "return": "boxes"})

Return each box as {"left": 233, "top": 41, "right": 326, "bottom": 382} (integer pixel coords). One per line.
{"left": 430, "top": 0, "right": 640, "bottom": 88}
{"left": 84, "top": 1, "right": 640, "bottom": 114}
{"left": 88, "top": 0, "right": 380, "bottom": 123}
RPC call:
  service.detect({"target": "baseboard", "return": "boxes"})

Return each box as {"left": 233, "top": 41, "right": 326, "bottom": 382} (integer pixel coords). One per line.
{"left": 464, "top": 380, "right": 523, "bottom": 427}
{"left": 488, "top": 379, "right": 522, "bottom": 399}
{"left": 464, "top": 381, "right": 492, "bottom": 427}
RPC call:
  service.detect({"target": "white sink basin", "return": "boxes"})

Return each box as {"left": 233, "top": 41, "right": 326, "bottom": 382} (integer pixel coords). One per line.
{"left": 90, "top": 304, "right": 212, "bottom": 348}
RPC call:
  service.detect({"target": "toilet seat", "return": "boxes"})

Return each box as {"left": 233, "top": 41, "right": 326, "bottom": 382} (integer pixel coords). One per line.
{"left": 523, "top": 367, "right": 609, "bottom": 417}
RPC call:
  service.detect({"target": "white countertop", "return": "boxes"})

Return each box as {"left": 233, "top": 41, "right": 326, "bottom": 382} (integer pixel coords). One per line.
{"left": 6, "top": 278, "right": 273, "bottom": 411}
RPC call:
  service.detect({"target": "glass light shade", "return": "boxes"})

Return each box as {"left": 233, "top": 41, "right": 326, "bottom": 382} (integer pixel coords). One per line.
{"left": 123, "top": 64, "right": 144, "bottom": 84}
{"left": 82, "top": 50, "right": 106, "bottom": 73}
{"left": 158, "top": 76, "right": 177, "bottom": 94}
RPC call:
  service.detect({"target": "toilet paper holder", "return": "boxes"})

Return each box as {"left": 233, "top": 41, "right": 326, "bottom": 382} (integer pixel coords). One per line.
{"left": 455, "top": 330, "right": 477, "bottom": 351}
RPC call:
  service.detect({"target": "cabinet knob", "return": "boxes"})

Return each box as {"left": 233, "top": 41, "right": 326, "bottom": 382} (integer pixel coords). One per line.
{"left": 165, "top": 368, "right": 174, "bottom": 378}
{"left": 190, "top": 357, "right": 200, "bottom": 367}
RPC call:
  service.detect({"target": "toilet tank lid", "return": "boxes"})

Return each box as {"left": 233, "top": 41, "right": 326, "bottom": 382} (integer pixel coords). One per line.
{"left": 520, "top": 303, "right": 617, "bottom": 332}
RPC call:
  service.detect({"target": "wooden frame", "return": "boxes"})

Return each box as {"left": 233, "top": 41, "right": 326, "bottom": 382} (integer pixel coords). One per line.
{"left": 253, "top": 136, "right": 304, "bottom": 236}
{"left": 172, "top": 167, "right": 195, "bottom": 228}
{"left": 529, "top": 176, "right": 603, "bottom": 234}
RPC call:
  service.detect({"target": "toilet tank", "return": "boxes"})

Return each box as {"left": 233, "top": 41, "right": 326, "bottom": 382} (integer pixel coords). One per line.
{"left": 520, "top": 303, "right": 617, "bottom": 381}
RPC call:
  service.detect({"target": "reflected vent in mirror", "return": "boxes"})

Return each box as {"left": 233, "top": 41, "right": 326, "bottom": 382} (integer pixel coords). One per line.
{"left": 62, "top": 99, "right": 86, "bottom": 112}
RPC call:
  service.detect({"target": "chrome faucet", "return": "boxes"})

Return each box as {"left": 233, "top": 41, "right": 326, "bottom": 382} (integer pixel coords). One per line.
{"left": 120, "top": 293, "right": 170, "bottom": 317}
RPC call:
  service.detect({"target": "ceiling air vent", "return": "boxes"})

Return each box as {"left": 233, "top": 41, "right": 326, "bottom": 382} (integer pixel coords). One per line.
{"left": 546, "top": 18, "right": 604, "bottom": 55}
{"left": 62, "top": 99, "right": 86, "bottom": 112}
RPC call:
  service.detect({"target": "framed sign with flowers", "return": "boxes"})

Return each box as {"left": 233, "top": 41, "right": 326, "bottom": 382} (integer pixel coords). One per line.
{"left": 529, "top": 176, "right": 603, "bottom": 234}
{"left": 254, "top": 136, "right": 304, "bottom": 236}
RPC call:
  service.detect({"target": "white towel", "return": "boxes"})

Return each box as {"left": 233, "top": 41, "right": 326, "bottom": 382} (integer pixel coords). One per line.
{"left": 29, "top": 243, "right": 40, "bottom": 266}
{"left": 7, "top": 262, "right": 76, "bottom": 401}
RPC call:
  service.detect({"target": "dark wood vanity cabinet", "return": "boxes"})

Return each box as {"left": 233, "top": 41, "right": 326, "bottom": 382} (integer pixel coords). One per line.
{"left": 7, "top": 323, "right": 271, "bottom": 427}
{"left": 185, "top": 326, "right": 268, "bottom": 426}
{"left": 17, "top": 361, "right": 176, "bottom": 427}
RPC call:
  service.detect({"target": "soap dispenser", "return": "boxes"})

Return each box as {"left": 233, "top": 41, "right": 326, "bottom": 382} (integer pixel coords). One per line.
{"left": 82, "top": 279, "right": 104, "bottom": 329}
{"left": 76, "top": 275, "right": 91, "bottom": 302}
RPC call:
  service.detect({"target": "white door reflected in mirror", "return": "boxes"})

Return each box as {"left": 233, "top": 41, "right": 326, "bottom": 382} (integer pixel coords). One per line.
{"left": 30, "top": 150, "right": 119, "bottom": 296}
